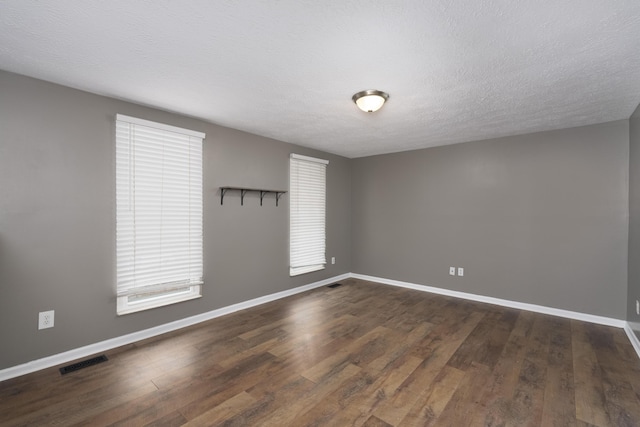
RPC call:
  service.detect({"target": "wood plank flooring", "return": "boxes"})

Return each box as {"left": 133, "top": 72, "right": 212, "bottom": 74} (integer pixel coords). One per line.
{"left": 1, "top": 278, "right": 640, "bottom": 426}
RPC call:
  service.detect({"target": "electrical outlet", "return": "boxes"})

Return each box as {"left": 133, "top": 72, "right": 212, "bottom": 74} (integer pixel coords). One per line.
{"left": 636, "top": 300, "right": 639, "bottom": 315}
{"left": 38, "top": 310, "right": 54, "bottom": 330}
{"left": 331, "top": 257, "right": 336, "bottom": 265}
{"left": 449, "top": 267, "right": 456, "bottom": 276}
{"left": 458, "top": 267, "right": 464, "bottom": 277}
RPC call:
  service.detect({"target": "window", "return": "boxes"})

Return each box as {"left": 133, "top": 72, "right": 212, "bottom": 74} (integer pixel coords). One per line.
{"left": 289, "top": 153, "right": 329, "bottom": 276}
{"left": 115, "top": 114, "right": 204, "bottom": 315}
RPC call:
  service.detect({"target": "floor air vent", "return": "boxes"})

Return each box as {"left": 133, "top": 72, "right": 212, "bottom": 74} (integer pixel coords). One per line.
{"left": 59, "top": 355, "right": 108, "bottom": 375}
{"left": 327, "top": 283, "right": 342, "bottom": 288}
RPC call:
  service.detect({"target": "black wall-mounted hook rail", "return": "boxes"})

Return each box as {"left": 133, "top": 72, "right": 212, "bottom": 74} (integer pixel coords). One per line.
{"left": 220, "top": 187, "right": 229, "bottom": 205}
{"left": 220, "top": 187, "right": 287, "bottom": 206}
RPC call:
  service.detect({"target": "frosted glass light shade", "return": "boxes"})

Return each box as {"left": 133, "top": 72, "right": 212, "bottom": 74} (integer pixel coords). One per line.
{"left": 352, "top": 90, "right": 389, "bottom": 112}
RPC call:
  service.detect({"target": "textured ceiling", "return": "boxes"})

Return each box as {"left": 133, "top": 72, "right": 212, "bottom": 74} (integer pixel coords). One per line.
{"left": 1, "top": 1, "right": 640, "bottom": 158}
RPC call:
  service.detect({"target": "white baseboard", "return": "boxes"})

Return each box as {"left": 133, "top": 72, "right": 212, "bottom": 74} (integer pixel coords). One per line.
{"left": 2, "top": 271, "right": 634, "bottom": 382}
{"left": 624, "top": 323, "right": 640, "bottom": 360}
{"left": 350, "top": 273, "right": 626, "bottom": 328}
{"left": 0, "top": 273, "right": 349, "bottom": 382}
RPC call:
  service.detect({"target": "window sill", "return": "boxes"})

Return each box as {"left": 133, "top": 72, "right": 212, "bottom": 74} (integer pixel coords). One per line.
{"left": 117, "top": 286, "right": 202, "bottom": 316}
{"left": 290, "top": 265, "right": 325, "bottom": 277}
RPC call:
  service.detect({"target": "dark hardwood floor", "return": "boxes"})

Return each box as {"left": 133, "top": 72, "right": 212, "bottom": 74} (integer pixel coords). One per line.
{"left": 2, "top": 278, "right": 640, "bottom": 426}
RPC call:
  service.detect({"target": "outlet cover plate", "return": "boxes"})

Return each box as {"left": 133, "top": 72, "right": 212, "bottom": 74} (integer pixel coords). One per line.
{"left": 449, "top": 267, "right": 456, "bottom": 276}
{"left": 458, "top": 267, "right": 464, "bottom": 277}
{"left": 39, "top": 310, "right": 54, "bottom": 330}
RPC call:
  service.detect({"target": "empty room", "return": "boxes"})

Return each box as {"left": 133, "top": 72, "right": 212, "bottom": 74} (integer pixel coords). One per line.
{"left": 2, "top": 1, "right": 640, "bottom": 426}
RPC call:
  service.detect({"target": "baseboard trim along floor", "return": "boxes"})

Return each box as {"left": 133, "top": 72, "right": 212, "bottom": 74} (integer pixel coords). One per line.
{"left": 352, "top": 273, "right": 640, "bottom": 362}
{"left": 625, "top": 323, "right": 640, "bottom": 357}
{"left": 351, "top": 273, "right": 625, "bottom": 328}
{"left": 0, "top": 273, "right": 350, "bottom": 382}
{"left": 2, "top": 271, "right": 638, "bottom": 382}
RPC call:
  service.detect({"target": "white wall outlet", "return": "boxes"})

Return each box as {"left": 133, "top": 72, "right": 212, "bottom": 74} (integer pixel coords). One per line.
{"left": 636, "top": 300, "right": 639, "bottom": 315}
{"left": 458, "top": 267, "right": 464, "bottom": 277}
{"left": 38, "top": 310, "right": 55, "bottom": 330}
{"left": 331, "top": 257, "right": 336, "bottom": 265}
{"left": 449, "top": 267, "right": 456, "bottom": 276}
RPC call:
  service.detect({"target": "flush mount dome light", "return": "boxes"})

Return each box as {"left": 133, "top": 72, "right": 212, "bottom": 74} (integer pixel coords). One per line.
{"left": 352, "top": 89, "right": 389, "bottom": 113}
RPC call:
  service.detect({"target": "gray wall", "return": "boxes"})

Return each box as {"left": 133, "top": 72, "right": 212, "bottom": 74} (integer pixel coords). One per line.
{"left": 0, "top": 71, "right": 351, "bottom": 370}
{"left": 352, "top": 122, "right": 629, "bottom": 319}
{"left": 629, "top": 103, "right": 640, "bottom": 337}
{"left": 0, "top": 68, "right": 634, "bottom": 371}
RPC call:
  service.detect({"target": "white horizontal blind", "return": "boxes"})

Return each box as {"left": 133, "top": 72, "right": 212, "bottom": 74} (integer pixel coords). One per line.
{"left": 289, "top": 154, "right": 328, "bottom": 276}
{"left": 116, "top": 115, "right": 204, "bottom": 312}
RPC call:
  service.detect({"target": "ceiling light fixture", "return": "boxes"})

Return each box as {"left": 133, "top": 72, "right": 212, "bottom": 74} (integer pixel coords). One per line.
{"left": 352, "top": 89, "right": 389, "bottom": 113}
